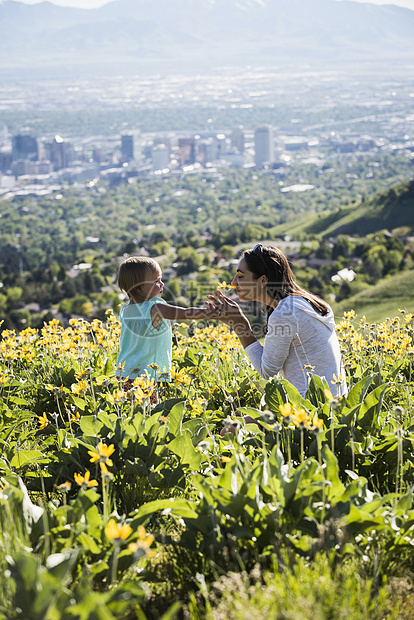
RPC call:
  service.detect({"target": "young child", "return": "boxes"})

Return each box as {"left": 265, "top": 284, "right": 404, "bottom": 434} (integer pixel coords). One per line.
{"left": 116, "top": 256, "right": 214, "bottom": 383}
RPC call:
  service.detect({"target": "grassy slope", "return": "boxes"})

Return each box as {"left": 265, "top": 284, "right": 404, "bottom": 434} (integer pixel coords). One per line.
{"left": 333, "top": 270, "right": 414, "bottom": 322}
{"left": 277, "top": 179, "right": 414, "bottom": 238}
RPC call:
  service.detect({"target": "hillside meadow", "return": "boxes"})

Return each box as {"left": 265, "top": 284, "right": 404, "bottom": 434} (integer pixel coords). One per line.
{"left": 332, "top": 271, "right": 414, "bottom": 323}
{"left": 0, "top": 307, "right": 414, "bottom": 618}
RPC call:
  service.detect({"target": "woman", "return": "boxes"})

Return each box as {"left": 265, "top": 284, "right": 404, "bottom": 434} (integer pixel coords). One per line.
{"left": 208, "top": 244, "right": 347, "bottom": 398}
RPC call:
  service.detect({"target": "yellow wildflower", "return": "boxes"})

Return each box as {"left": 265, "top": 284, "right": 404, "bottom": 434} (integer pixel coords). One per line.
{"left": 105, "top": 518, "right": 133, "bottom": 542}
{"left": 292, "top": 408, "right": 310, "bottom": 429}
{"left": 38, "top": 412, "right": 49, "bottom": 430}
{"left": 279, "top": 402, "right": 293, "bottom": 418}
{"left": 88, "top": 442, "right": 115, "bottom": 468}
{"left": 107, "top": 389, "right": 127, "bottom": 404}
{"left": 170, "top": 368, "right": 191, "bottom": 386}
{"left": 55, "top": 481, "right": 72, "bottom": 493}
{"left": 0, "top": 372, "right": 9, "bottom": 386}
{"left": 312, "top": 413, "right": 324, "bottom": 430}
{"left": 74, "top": 470, "right": 98, "bottom": 488}
{"left": 221, "top": 456, "right": 231, "bottom": 463}
{"left": 128, "top": 525, "right": 156, "bottom": 556}
{"left": 71, "top": 380, "right": 88, "bottom": 395}
{"left": 219, "top": 281, "right": 236, "bottom": 290}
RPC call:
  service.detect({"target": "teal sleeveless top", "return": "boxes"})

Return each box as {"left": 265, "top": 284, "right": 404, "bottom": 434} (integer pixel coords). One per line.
{"left": 116, "top": 297, "right": 172, "bottom": 382}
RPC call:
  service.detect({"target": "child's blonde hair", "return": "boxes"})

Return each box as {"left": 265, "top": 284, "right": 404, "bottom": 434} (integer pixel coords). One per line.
{"left": 117, "top": 256, "right": 160, "bottom": 303}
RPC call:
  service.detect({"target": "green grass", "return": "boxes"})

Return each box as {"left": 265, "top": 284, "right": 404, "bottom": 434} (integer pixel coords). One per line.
{"left": 201, "top": 554, "right": 404, "bottom": 620}
{"left": 333, "top": 270, "right": 414, "bottom": 322}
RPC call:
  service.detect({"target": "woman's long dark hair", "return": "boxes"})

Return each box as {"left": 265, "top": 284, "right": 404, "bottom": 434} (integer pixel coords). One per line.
{"left": 244, "top": 244, "right": 330, "bottom": 324}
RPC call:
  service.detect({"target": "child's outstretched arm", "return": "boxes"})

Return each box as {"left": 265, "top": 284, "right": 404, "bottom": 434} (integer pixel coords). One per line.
{"left": 151, "top": 302, "right": 216, "bottom": 329}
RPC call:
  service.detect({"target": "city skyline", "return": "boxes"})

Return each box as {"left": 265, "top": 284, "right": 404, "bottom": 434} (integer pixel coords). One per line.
{"left": 11, "top": 0, "right": 414, "bottom": 11}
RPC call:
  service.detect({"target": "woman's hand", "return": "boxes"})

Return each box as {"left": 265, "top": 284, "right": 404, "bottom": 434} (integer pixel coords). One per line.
{"left": 206, "top": 290, "right": 245, "bottom": 326}
{"left": 206, "top": 291, "right": 257, "bottom": 348}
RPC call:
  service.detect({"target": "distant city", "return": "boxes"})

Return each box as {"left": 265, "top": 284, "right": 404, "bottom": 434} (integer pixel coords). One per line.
{"left": 0, "top": 66, "right": 413, "bottom": 199}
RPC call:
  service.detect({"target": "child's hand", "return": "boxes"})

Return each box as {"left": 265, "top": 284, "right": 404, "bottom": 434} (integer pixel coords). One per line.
{"left": 206, "top": 291, "right": 248, "bottom": 327}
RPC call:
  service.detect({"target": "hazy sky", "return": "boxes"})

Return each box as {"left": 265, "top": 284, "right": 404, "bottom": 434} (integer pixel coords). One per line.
{"left": 13, "top": 0, "right": 414, "bottom": 9}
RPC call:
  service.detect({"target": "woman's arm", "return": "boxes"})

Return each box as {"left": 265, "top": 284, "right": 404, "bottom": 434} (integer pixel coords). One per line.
{"left": 151, "top": 302, "right": 214, "bottom": 329}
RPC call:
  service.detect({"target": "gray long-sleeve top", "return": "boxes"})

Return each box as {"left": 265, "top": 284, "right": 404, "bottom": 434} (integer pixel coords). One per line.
{"left": 245, "top": 296, "right": 347, "bottom": 398}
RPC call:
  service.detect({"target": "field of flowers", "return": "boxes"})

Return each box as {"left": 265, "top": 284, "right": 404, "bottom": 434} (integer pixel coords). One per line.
{"left": 0, "top": 310, "right": 414, "bottom": 619}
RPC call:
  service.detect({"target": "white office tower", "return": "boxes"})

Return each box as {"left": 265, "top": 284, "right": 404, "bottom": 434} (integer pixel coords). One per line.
{"left": 152, "top": 144, "right": 170, "bottom": 171}
{"left": 254, "top": 126, "right": 274, "bottom": 166}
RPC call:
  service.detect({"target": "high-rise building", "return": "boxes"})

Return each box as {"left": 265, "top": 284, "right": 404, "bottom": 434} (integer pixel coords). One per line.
{"left": 178, "top": 138, "right": 196, "bottom": 166}
{"left": 11, "top": 160, "right": 38, "bottom": 176}
{"left": 254, "top": 126, "right": 274, "bottom": 166}
{"left": 231, "top": 126, "right": 245, "bottom": 153}
{"left": 49, "top": 135, "right": 69, "bottom": 170}
{"left": 12, "top": 135, "right": 39, "bottom": 162}
{"left": 121, "top": 135, "right": 135, "bottom": 162}
{"left": 197, "top": 138, "right": 217, "bottom": 165}
{"left": 152, "top": 144, "right": 170, "bottom": 171}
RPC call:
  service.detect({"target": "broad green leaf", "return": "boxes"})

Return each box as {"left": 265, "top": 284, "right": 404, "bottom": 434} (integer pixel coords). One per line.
{"left": 131, "top": 498, "right": 199, "bottom": 524}
{"left": 45, "top": 549, "right": 79, "bottom": 584}
{"left": 167, "top": 401, "right": 185, "bottom": 436}
{"left": 182, "top": 418, "right": 209, "bottom": 445}
{"left": 167, "top": 431, "right": 202, "bottom": 469}
{"left": 321, "top": 446, "right": 345, "bottom": 499}
{"left": 357, "top": 384, "right": 389, "bottom": 429}
{"left": 305, "top": 373, "right": 330, "bottom": 407}
{"left": 71, "top": 395, "right": 87, "bottom": 411}
{"left": 343, "top": 374, "right": 378, "bottom": 410}
{"left": 77, "top": 532, "right": 102, "bottom": 555}
{"left": 6, "top": 552, "right": 38, "bottom": 592}
{"left": 9, "top": 396, "right": 29, "bottom": 406}
{"left": 342, "top": 504, "right": 384, "bottom": 535}
{"left": 144, "top": 411, "right": 163, "bottom": 435}
{"left": 80, "top": 415, "right": 102, "bottom": 437}
{"left": 10, "top": 450, "right": 47, "bottom": 469}
{"left": 216, "top": 490, "right": 246, "bottom": 519}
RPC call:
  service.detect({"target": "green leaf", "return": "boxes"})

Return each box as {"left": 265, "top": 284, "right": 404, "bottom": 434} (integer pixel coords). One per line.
{"left": 344, "top": 374, "right": 377, "bottom": 408}
{"left": 125, "top": 459, "right": 148, "bottom": 477}
{"left": 265, "top": 376, "right": 310, "bottom": 414}
{"left": 45, "top": 549, "right": 79, "bottom": 584}
{"left": 167, "top": 401, "right": 185, "bottom": 436}
{"left": 6, "top": 552, "right": 38, "bottom": 592}
{"left": 305, "top": 373, "right": 330, "bottom": 407}
{"left": 130, "top": 498, "right": 199, "bottom": 524}
{"left": 158, "top": 602, "right": 182, "bottom": 620}
{"left": 9, "top": 396, "right": 29, "bottom": 406}
{"left": 357, "top": 384, "right": 389, "bottom": 429}
{"left": 10, "top": 450, "right": 47, "bottom": 469}
{"left": 144, "top": 411, "right": 163, "bottom": 435}
{"left": 80, "top": 415, "right": 102, "bottom": 437}
{"left": 71, "top": 396, "right": 87, "bottom": 411}
{"left": 167, "top": 431, "right": 202, "bottom": 469}
{"left": 321, "top": 445, "right": 345, "bottom": 499}
{"left": 77, "top": 532, "right": 102, "bottom": 554}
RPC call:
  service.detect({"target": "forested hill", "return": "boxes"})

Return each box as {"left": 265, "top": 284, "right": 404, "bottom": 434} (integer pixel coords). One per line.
{"left": 283, "top": 178, "right": 414, "bottom": 237}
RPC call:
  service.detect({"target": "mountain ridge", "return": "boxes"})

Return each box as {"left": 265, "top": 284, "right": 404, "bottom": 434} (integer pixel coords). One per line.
{"left": 1, "top": 0, "right": 414, "bottom": 71}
